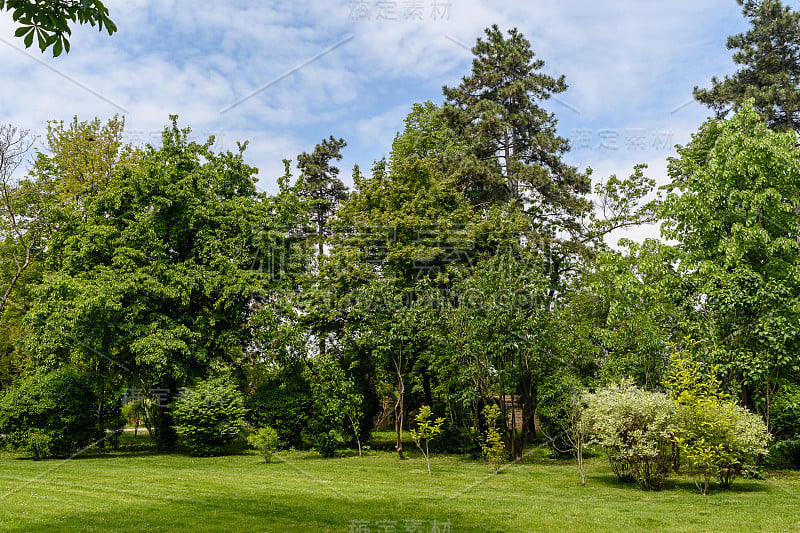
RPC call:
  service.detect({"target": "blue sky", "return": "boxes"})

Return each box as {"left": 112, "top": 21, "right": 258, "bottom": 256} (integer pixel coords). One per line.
{"left": 0, "top": 1, "right": 750, "bottom": 242}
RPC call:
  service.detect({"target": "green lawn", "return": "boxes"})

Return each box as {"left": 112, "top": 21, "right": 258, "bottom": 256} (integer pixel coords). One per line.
{"left": 0, "top": 434, "right": 798, "bottom": 532}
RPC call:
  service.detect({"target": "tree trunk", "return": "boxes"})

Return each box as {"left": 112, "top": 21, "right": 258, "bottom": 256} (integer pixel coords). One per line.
{"left": 95, "top": 363, "right": 105, "bottom": 450}
{"left": 394, "top": 359, "right": 405, "bottom": 459}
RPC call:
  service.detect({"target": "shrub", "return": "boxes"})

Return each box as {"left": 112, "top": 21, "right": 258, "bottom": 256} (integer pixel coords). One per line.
{"left": 173, "top": 377, "right": 246, "bottom": 456}
{"left": 314, "top": 429, "right": 344, "bottom": 458}
{"left": 674, "top": 398, "right": 770, "bottom": 492}
{"left": 665, "top": 349, "right": 770, "bottom": 493}
{"left": 0, "top": 367, "right": 97, "bottom": 459}
{"left": 247, "top": 426, "right": 280, "bottom": 463}
{"left": 583, "top": 380, "right": 677, "bottom": 490}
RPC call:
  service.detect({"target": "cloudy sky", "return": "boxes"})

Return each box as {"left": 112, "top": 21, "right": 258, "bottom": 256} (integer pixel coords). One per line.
{"left": 0, "top": 1, "right": 749, "bottom": 241}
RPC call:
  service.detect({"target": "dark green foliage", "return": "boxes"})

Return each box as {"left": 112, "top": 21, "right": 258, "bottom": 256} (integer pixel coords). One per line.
{"left": 441, "top": 25, "right": 590, "bottom": 226}
{"left": 172, "top": 377, "right": 246, "bottom": 456}
{"left": 295, "top": 136, "right": 348, "bottom": 263}
{"left": 431, "top": 403, "right": 480, "bottom": 456}
{"left": 768, "top": 385, "right": 800, "bottom": 467}
{"left": 1, "top": 0, "right": 116, "bottom": 56}
{"left": 246, "top": 366, "right": 312, "bottom": 449}
{"left": 313, "top": 429, "right": 344, "bottom": 458}
{"left": 694, "top": 0, "right": 800, "bottom": 131}
{"left": 0, "top": 367, "right": 97, "bottom": 459}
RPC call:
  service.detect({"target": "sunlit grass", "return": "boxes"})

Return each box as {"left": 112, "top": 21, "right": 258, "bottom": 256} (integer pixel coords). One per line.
{"left": 0, "top": 433, "right": 798, "bottom": 532}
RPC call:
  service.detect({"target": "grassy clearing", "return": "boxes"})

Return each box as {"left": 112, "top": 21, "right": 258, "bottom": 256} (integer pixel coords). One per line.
{"left": 0, "top": 433, "right": 798, "bottom": 532}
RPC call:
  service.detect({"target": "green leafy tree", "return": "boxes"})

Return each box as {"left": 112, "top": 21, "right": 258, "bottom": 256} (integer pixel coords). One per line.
{"left": 694, "top": 0, "right": 800, "bottom": 131}
{"left": 409, "top": 404, "right": 444, "bottom": 475}
{"left": 1, "top": 0, "right": 115, "bottom": 56}
{"left": 25, "top": 117, "right": 298, "bottom": 449}
{"left": 308, "top": 356, "right": 364, "bottom": 457}
{"left": 173, "top": 376, "right": 247, "bottom": 456}
{"left": 661, "top": 103, "right": 800, "bottom": 421}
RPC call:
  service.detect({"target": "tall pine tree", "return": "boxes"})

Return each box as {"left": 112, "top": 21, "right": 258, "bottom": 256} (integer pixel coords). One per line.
{"left": 694, "top": 0, "right": 800, "bottom": 132}
{"left": 441, "top": 24, "right": 590, "bottom": 234}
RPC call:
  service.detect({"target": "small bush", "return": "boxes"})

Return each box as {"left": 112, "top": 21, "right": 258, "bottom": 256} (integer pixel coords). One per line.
{"left": 665, "top": 349, "right": 771, "bottom": 494}
{"left": 314, "top": 429, "right": 344, "bottom": 458}
{"left": 0, "top": 367, "right": 97, "bottom": 459}
{"left": 247, "top": 426, "right": 280, "bottom": 463}
{"left": 583, "top": 380, "right": 676, "bottom": 490}
{"left": 173, "top": 377, "right": 246, "bottom": 456}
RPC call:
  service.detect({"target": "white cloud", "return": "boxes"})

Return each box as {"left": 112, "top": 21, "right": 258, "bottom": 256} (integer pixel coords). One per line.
{"left": 0, "top": 0, "right": 753, "bottom": 226}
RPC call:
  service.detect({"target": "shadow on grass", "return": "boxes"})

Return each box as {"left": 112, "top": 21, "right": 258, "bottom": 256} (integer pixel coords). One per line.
{"left": 589, "top": 472, "right": 770, "bottom": 494}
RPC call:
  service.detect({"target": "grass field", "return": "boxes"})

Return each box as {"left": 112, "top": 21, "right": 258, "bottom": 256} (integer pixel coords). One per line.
{"left": 1, "top": 433, "right": 799, "bottom": 532}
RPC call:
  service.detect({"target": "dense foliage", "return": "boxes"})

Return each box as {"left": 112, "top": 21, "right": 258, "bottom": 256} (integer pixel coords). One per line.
{"left": 0, "top": 367, "right": 97, "bottom": 458}
{"left": 172, "top": 377, "right": 247, "bottom": 456}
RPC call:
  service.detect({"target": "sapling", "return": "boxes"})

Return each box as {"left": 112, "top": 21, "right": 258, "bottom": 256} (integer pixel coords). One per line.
{"left": 410, "top": 405, "right": 444, "bottom": 475}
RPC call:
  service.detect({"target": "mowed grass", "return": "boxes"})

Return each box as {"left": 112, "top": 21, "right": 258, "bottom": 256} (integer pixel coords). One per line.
{"left": 0, "top": 433, "right": 799, "bottom": 532}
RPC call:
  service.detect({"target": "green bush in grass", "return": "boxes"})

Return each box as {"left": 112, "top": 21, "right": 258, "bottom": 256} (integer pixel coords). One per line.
{"left": 0, "top": 367, "right": 97, "bottom": 459}
{"left": 247, "top": 426, "right": 280, "bottom": 462}
{"left": 173, "top": 377, "right": 246, "bottom": 456}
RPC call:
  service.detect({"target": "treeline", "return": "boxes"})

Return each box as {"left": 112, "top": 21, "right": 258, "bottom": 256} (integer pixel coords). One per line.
{"left": 1, "top": 6, "right": 800, "bottom": 470}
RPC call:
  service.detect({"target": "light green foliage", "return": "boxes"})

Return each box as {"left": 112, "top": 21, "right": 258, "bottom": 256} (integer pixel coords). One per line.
{"left": 661, "top": 103, "right": 800, "bottom": 422}
{"left": 480, "top": 404, "right": 506, "bottom": 474}
{"left": 247, "top": 426, "right": 279, "bottom": 463}
{"left": 1, "top": 0, "right": 116, "bottom": 56}
{"left": 172, "top": 377, "right": 246, "bottom": 456}
{"left": 410, "top": 405, "right": 444, "bottom": 475}
{"left": 694, "top": 0, "right": 800, "bottom": 131}
{"left": 665, "top": 348, "right": 771, "bottom": 494}
{"left": 0, "top": 367, "right": 96, "bottom": 459}
{"left": 587, "top": 240, "right": 686, "bottom": 389}
{"left": 583, "top": 381, "right": 677, "bottom": 490}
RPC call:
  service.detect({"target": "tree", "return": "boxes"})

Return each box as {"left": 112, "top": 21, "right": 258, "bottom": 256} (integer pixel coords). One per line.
{"left": 0, "top": 124, "right": 40, "bottom": 314}
{"left": 1, "top": 0, "right": 116, "bottom": 56}
{"left": 661, "top": 104, "right": 800, "bottom": 422}
{"left": 441, "top": 25, "right": 591, "bottom": 232}
{"left": 308, "top": 355, "right": 364, "bottom": 457}
{"left": 409, "top": 405, "right": 444, "bottom": 475}
{"left": 295, "top": 136, "right": 347, "bottom": 357}
{"left": 694, "top": 0, "right": 800, "bottom": 132}
{"left": 25, "top": 117, "right": 297, "bottom": 449}
{"left": 295, "top": 136, "right": 348, "bottom": 259}
{"left": 481, "top": 404, "right": 507, "bottom": 474}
